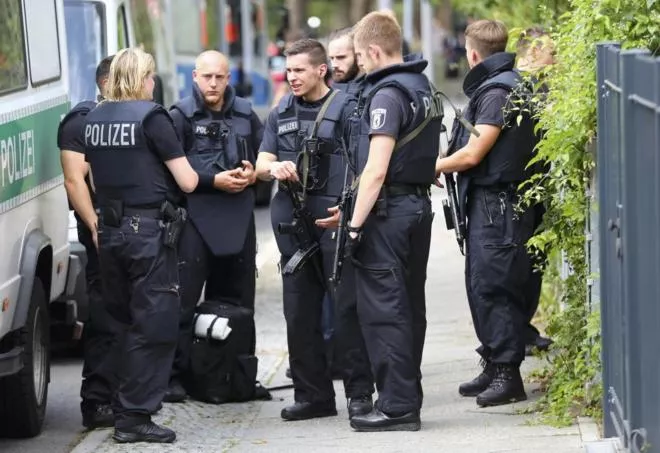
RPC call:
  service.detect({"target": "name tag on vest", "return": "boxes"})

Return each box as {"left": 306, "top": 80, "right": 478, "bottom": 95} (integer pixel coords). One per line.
{"left": 85, "top": 122, "right": 138, "bottom": 148}
{"left": 278, "top": 120, "right": 299, "bottom": 135}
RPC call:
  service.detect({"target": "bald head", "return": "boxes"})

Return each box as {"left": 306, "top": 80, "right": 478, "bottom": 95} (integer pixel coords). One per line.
{"left": 193, "top": 50, "right": 230, "bottom": 110}
{"left": 195, "top": 50, "right": 229, "bottom": 72}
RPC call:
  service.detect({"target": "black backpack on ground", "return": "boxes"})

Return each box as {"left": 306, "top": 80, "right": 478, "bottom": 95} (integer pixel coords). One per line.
{"left": 187, "top": 299, "right": 271, "bottom": 404}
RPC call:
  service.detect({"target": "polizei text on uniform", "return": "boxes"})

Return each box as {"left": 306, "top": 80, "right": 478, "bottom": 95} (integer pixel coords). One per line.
{"left": 85, "top": 122, "right": 137, "bottom": 147}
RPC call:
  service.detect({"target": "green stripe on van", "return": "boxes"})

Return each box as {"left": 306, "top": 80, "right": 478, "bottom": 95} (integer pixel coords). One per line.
{"left": 0, "top": 102, "right": 70, "bottom": 204}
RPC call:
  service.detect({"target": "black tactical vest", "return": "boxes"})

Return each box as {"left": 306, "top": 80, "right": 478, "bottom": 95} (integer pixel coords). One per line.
{"left": 170, "top": 85, "right": 257, "bottom": 256}
{"left": 58, "top": 100, "right": 98, "bottom": 209}
{"left": 171, "top": 85, "right": 255, "bottom": 174}
{"left": 356, "top": 60, "right": 442, "bottom": 186}
{"left": 448, "top": 52, "right": 539, "bottom": 220}
{"left": 275, "top": 90, "right": 350, "bottom": 198}
{"left": 84, "top": 100, "right": 178, "bottom": 207}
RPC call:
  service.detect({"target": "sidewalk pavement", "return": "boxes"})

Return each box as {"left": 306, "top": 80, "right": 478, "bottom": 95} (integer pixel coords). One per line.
{"left": 70, "top": 187, "right": 592, "bottom": 453}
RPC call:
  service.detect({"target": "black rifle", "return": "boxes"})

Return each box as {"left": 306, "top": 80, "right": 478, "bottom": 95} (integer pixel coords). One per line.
{"left": 329, "top": 162, "right": 354, "bottom": 287}
{"left": 441, "top": 172, "right": 465, "bottom": 255}
{"left": 435, "top": 91, "right": 480, "bottom": 255}
{"left": 277, "top": 182, "right": 326, "bottom": 289}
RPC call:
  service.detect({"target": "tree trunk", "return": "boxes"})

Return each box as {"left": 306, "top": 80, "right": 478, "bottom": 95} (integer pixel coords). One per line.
{"left": 349, "top": 0, "right": 373, "bottom": 25}
{"left": 286, "top": 0, "right": 306, "bottom": 37}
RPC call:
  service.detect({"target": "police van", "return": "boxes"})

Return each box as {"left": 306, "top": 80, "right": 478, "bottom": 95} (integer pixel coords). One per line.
{"left": 0, "top": 0, "right": 82, "bottom": 438}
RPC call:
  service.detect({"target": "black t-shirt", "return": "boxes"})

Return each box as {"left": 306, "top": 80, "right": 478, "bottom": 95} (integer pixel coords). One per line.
{"left": 367, "top": 87, "right": 414, "bottom": 139}
{"left": 143, "top": 110, "right": 185, "bottom": 161}
{"left": 58, "top": 110, "right": 87, "bottom": 153}
{"left": 259, "top": 89, "right": 354, "bottom": 158}
{"left": 472, "top": 87, "right": 509, "bottom": 128}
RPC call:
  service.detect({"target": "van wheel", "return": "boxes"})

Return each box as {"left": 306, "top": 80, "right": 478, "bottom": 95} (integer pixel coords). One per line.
{"left": 0, "top": 277, "right": 50, "bottom": 438}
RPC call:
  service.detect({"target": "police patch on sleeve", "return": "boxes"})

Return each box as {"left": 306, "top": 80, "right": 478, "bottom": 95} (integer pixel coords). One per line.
{"left": 370, "top": 108, "right": 387, "bottom": 130}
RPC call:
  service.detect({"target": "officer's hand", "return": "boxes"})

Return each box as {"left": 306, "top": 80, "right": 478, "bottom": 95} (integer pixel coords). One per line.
{"left": 270, "top": 161, "right": 299, "bottom": 182}
{"left": 345, "top": 230, "right": 362, "bottom": 258}
{"left": 239, "top": 160, "right": 257, "bottom": 185}
{"left": 214, "top": 169, "right": 250, "bottom": 193}
{"left": 315, "top": 206, "right": 340, "bottom": 229}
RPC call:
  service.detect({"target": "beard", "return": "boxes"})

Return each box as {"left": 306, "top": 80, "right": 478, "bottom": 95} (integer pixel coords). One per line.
{"left": 334, "top": 61, "right": 360, "bottom": 83}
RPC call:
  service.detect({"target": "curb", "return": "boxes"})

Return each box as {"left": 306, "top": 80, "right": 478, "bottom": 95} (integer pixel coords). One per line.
{"left": 578, "top": 417, "right": 622, "bottom": 453}
{"left": 69, "top": 428, "right": 113, "bottom": 453}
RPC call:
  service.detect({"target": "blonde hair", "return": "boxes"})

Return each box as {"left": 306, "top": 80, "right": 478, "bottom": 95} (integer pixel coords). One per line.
{"left": 465, "top": 20, "right": 508, "bottom": 58}
{"left": 106, "top": 47, "right": 155, "bottom": 101}
{"left": 353, "top": 11, "right": 403, "bottom": 57}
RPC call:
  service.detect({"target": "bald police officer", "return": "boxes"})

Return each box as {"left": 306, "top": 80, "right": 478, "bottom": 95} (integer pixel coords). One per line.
{"left": 168, "top": 50, "right": 263, "bottom": 402}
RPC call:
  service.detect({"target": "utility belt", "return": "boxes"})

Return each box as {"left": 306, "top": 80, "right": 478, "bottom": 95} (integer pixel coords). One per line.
{"left": 98, "top": 199, "right": 187, "bottom": 249}
{"left": 373, "top": 183, "right": 431, "bottom": 217}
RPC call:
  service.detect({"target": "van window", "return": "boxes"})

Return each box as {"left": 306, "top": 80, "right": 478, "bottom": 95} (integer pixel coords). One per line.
{"left": 0, "top": 0, "right": 28, "bottom": 94}
{"left": 64, "top": 2, "right": 106, "bottom": 106}
{"left": 24, "top": 0, "right": 62, "bottom": 85}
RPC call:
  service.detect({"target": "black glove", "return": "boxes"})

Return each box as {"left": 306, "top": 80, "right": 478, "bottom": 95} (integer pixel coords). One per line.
{"left": 345, "top": 226, "right": 363, "bottom": 258}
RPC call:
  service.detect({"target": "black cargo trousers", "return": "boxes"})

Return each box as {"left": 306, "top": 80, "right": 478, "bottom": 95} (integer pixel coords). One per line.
{"left": 76, "top": 219, "right": 120, "bottom": 413}
{"left": 464, "top": 185, "right": 535, "bottom": 366}
{"left": 353, "top": 193, "right": 434, "bottom": 415}
{"left": 273, "top": 191, "right": 373, "bottom": 404}
{"left": 98, "top": 214, "right": 180, "bottom": 428}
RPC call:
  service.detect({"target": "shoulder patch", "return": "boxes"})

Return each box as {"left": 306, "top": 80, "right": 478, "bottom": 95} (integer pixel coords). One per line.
{"left": 370, "top": 108, "right": 387, "bottom": 130}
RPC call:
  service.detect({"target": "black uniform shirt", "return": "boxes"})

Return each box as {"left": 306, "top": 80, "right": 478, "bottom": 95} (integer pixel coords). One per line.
{"left": 472, "top": 87, "right": 509, "bottom": 128}
{"left": 142, "top": 110, "right": 186, "bottom": 161}
{"left": 58, "top": 108, "right": 95, "bottom": 211}
{"left": 58, "top": 110, "right": 87, "bottom": 153}
{"left": 260, "top": 89, "right": 354, "bottom": 157}
{"left": 368, "top": 87, "right": 414, "bottom": 140}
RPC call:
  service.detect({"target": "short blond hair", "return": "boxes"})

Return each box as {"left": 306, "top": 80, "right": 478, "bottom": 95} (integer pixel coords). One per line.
{"left": 353, "top": 11, "right": 403, "bottom": 57}
{"left": 465, "top": 20, "right": 508, "bottom": 58}
{"left": 106, "top": 47, "right": 155, "bottom": 101}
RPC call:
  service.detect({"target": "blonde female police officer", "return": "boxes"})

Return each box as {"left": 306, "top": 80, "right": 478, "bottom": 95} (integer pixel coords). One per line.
{"left": 84, "top": 48, "right": 227, "bottom": 444}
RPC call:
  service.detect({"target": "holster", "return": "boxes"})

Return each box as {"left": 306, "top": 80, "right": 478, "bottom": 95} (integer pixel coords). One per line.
{"left": 160, "top": 200, "right": 187, "bottom": 249}
{"left": 99, "top": 199, "right": 124, "bottom": 227}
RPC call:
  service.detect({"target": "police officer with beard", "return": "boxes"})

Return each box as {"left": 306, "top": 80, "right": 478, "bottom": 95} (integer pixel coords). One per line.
{"left": 435, "top": 20, "right": 538, "bottom": 407}
{"left": 58, "top": 55, "right": 117, "bottom": 430}
{"left": 167, "top": 50, "right": 263, "bottom": 402}
{"left": 328, "top": 27, "right": 363, "bottom": 95}
{"left": 84, "top": 47, "right": 227, "bottom": 443}
{"left": 341, "top": 11, "right": 441, "bottom": 432}
{"left": 255, "top": 38, "right": 374, "bottom": 422}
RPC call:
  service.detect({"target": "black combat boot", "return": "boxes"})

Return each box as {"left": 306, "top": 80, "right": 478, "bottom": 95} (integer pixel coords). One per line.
{"left": 113, "top": 421, "right": 176, "bottom": 443}
{"left": 458, "top": 359, "right": 496, "bottom": 397}
{"left": 347, "top": 395, "right": 373, "bottom": 419}
{"left": 476, "top": 364, "right": 527, "bottom": 407}
{"left": 82, "top": 402, "right": 114, "bottom": 429}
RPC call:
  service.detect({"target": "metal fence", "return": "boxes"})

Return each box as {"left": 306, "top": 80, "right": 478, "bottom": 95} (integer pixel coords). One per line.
{"left": 596, "top": 43, "right": 660, "bottom": 453}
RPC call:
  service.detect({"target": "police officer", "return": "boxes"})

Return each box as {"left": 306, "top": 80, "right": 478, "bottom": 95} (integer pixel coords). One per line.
{"left": 58, "top": 55, "right": 117, "bottom": 430}
{"left": 84, "top": 47, "right": 226, "bottom": 443}
{"left": 328, "top": 27, "right": 363, "bottom": 95}
{"left": 343, "top": 12, "right": 441, "bottom": 432}
{"left": 167, "top": 50, "right": 263, "bottom": 402}
{"left": 434, "top": 20, "right": 538, "bottom": 407}
{"left": 255, "top": 38, "right": 374, "bottom": 421}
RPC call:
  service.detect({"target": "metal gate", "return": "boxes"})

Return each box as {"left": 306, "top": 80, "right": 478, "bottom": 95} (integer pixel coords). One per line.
{"left": 597, "top": 43, "right": 660, "bottom": 453}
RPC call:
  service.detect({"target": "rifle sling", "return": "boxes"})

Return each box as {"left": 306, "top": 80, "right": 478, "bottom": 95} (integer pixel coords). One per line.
{"left": 302, "top": 90, "right": 339, "bottom": 198}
